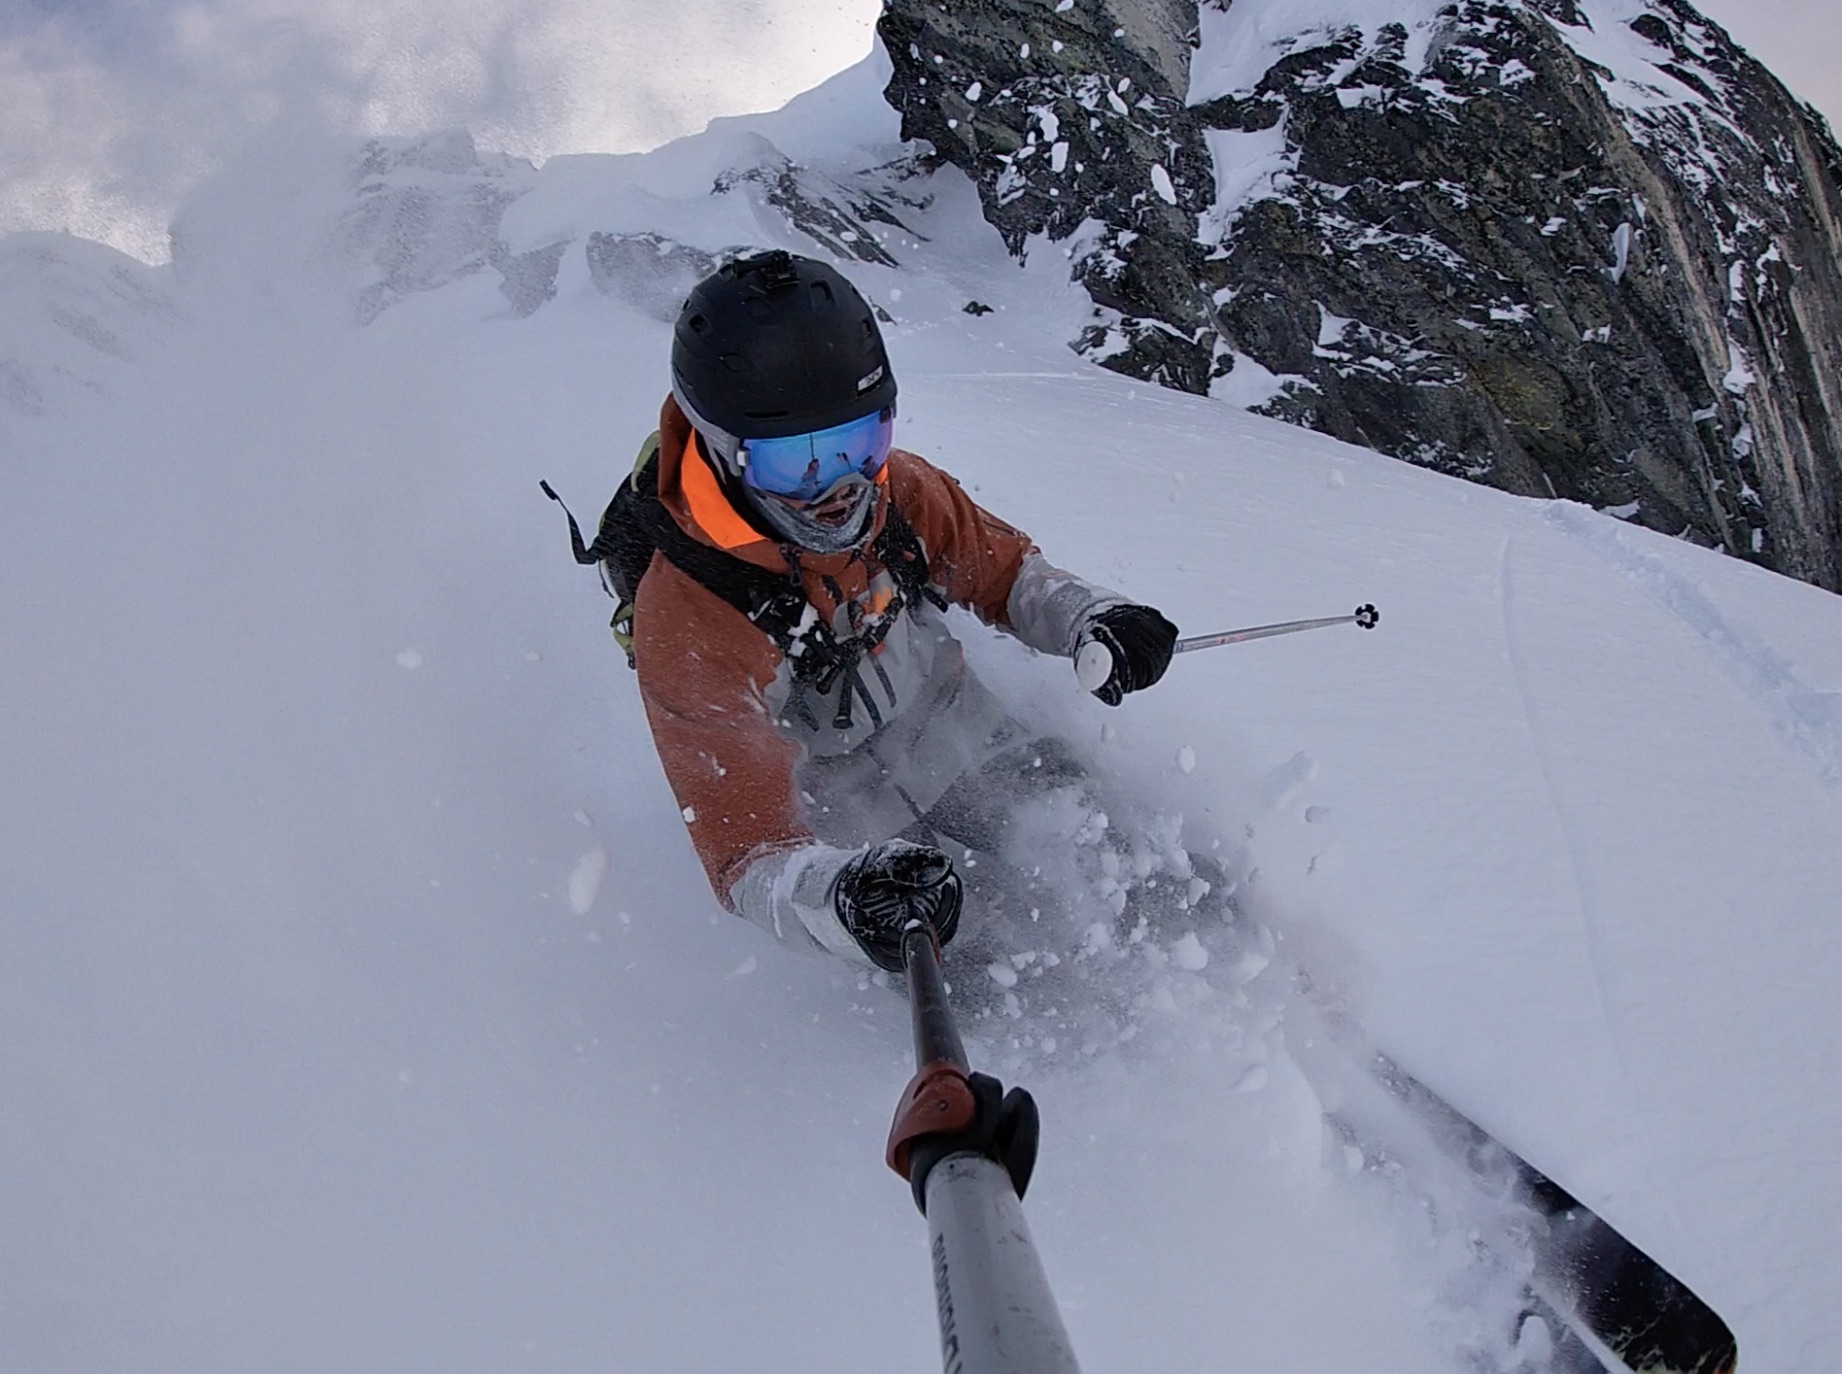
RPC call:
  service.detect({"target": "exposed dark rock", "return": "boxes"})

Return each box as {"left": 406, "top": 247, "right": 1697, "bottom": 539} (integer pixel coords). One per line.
{"left": 879, "top": 0, "right": 1842, "bottom": 592}
{"left": 585, "top": 233, "right": 719, "bottom": 321}
{"left": 710, "top": 155, "right": 932, "bottom": 268}
{"left": 328, "top": 132, "right": 576, "bottom": 324}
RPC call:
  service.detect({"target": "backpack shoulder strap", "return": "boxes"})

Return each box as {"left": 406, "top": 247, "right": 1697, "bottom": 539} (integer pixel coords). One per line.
{"left": 872, "top": 501, "right": 947, "bottom": 612}
{"left": 544, "top": 444, "right": 936, "bottom": 680}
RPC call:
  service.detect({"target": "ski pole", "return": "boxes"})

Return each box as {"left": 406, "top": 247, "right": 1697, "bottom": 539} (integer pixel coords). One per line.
{"left": 1177, "top": 602, "right": 1379, "bottom": 654}
{"left": 1077, "top": 603, "right": 1379, "bottom": 691}
{"left": 885, "top": 924, "right": 1082, "bottom": 1374}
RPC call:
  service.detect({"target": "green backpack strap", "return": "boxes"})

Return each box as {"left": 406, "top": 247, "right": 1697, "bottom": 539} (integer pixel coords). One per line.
{"left": 540, "top": 431, "right": 663, "bottom": 669}
{"left": 606, "top": 432, "right": 662, "bottom": 665}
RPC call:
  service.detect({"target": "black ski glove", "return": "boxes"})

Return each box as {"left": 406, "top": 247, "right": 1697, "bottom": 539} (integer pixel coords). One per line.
{"left": 1078, "top": 603, "right": 1179, "bottom": 706}
{"left": 833, "top": 839, "right": 963, "bottom": 973}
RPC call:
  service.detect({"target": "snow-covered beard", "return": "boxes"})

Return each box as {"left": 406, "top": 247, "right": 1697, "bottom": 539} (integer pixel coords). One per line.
{"left": 743, "top": 474, "right": 878, "bottom": 555}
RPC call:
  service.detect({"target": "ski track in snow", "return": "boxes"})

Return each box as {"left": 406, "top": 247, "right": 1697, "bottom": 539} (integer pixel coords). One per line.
{"left": 1495, "top": 530, "right": 1657, "bottom": 1119}
{"left": 1494, "top": 533, "right": 1643, "bottom": 1113}
{"left": 1545, "top": 502, "right": 1842, "bottom": 802}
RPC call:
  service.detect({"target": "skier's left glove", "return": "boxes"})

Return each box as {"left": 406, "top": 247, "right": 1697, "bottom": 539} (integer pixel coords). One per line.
{"left": 832, "top": 839, "right": 964, "bottom": 973}
{"left": 1076, "top": 603, "right": 1178, "bottom": 706}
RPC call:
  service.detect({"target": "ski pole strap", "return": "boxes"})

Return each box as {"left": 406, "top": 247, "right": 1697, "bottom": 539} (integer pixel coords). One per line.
{"left": 1174, "top": 602, "right": 1379, "bottom": 654}
{"left": 886, "top": 1062, "right": 977, "bottom": 1178}
{"left": 886, "top": 1065, "right": 1041, "bottom": 1214}
{"left": 539, "top": 480, "right": 598, "bottom": 565}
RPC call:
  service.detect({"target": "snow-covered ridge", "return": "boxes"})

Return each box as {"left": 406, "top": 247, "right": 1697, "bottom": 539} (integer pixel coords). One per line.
{"left": 0, "top": 232, "right": 175, "bottom": 432}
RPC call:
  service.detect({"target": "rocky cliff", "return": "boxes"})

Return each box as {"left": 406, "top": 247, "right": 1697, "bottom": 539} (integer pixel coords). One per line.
{"left": 878, "top": 0, "right": 1842, "bottom": 592}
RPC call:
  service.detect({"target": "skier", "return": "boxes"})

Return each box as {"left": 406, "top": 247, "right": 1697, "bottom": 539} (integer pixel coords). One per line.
{"left": 619, "top": 250, "right": 1178, "bottom": 972}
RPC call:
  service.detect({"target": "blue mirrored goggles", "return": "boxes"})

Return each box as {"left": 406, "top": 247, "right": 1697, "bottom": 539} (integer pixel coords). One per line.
{"left": 738, "top": 408, "right": 895, "bottom": 502}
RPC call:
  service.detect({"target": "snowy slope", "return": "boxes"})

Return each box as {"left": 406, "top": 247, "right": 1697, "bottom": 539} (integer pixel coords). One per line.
{"left": 5, "top": 41, "right": 1842, "bottom": 1374}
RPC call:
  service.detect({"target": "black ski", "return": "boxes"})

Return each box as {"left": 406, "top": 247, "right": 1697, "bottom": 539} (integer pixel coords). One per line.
{"left": 1357, "top": 1051, "right": 1737, "bottom": 1374}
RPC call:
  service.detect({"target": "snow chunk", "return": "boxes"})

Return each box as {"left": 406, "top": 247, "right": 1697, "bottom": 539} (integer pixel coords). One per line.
{"left": 1210, "top": 349, "right": 1300, "bottom": 410}
{"left": 1723, "top": 343, "right": 1756, "bottom": 395}
{"left": 1149, "top": 163, "right": 1177, "bottom": 205}
{"left": 1171, "top": 932, "right": 1209, "bottom": 971}
{"left": 568, "top": 846, "right": 610, "bottom": 914}
{"left": 1198, "top": 124, "right": 1294, "bottom": 248}
{"left": 986, "top": 961, "right": 1020, "bottom": 989}
{"left": 1608, "top": 222, "right": 1634, "bottom": 284}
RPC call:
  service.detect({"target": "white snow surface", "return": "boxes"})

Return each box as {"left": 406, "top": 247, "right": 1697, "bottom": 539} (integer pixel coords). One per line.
{"left": 5, "top": 42, "right": 1842, "bottom": 1374}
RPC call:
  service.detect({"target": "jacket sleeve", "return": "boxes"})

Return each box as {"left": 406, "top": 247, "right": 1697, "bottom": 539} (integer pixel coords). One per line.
{"left": 888, "top": 452, "right": 1127, "bottom": 657}
{"left": 633, "top": 557, "right": 876, "bottom": 963}
{"left": 633, "top": 555, "right": 809, "bottom": 902}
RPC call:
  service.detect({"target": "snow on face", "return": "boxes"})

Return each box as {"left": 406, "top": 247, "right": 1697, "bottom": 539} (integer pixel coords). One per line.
{"left": 0, "top": 0, "right": 883, "bottom": 262}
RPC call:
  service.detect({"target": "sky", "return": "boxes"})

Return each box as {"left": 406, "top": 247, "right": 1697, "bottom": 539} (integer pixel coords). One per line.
{"left": 0, "top": 0, "right": 1836, "bottom": 264}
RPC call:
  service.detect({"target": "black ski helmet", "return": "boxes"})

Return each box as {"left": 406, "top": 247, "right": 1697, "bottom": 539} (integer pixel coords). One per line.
{"left": 670, "top": 250, "right": 897, "bottom": 450}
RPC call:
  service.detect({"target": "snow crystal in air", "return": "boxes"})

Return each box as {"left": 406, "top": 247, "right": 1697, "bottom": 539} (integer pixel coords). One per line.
{"left": 1176, "top": 745, "right": 1197, "bottom": 774}
{"left": 396, "top": 648, "right": 424, "bottom": 670}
